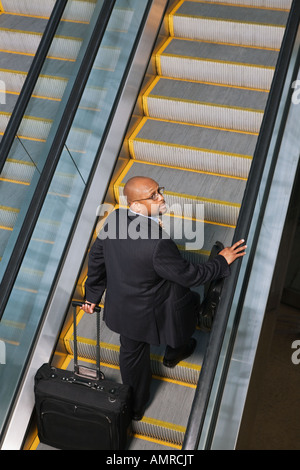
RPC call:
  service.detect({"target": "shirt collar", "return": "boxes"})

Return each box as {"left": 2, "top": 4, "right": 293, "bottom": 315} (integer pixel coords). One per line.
{"left": 129, "top": 208, "right": 160, "bottom": 225}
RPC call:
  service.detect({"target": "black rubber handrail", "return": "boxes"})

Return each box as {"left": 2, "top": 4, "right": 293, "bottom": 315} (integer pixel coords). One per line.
{"left": 0, "top": 0, "right": 68, "bottom": 175}
{"left": 183, "top": 0, "right": 300, "bottom": 450}
{"left": 0, "top": 0, "right": 117, "bottom": 322}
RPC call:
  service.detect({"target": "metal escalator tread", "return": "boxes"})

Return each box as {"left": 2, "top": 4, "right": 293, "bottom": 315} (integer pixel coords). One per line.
{"left": 0, "top": 0, "right": 96, "bottom": 21}
{"left": 144, "top": 77, "right": 267, "bottom": 132}
{"left": 129, "top": 117, "right": 256, "bottom": 179}
{"left": 172, "top": 1, "right": 289, "bottom": 48}
{"left": 161, "top": 38, "right": 280, "bottom": 68}
{"left": 157, "top": 37, "right": 279, "bottom": 90}
{"left": 175, "top": 2, "right": 289, "bottom": 25}
{"left": 0, "top": 14, "right": 48, "bottom": 34}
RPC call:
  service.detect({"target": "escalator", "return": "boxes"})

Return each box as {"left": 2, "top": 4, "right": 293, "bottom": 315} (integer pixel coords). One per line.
{"left": 0, "top": 1, "right": 97, "bottom": 258}
{"left": 0, "top": 0, "right": 297, "bottom": 451}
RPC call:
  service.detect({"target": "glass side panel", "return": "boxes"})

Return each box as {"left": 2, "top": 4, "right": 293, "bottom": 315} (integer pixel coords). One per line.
{"left": 0, "top": 0, "right": 99, "bottom": 280}
{"left": 0, "top": 0, "right": 150, "bottom": 437}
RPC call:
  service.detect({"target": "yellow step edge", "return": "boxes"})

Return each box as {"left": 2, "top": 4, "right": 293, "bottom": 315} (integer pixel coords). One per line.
{"left": 158, "top": 51, "right": 276, "bottom": 71}
{"left": 128, "top": 117, "right": 148, "bottom": 159}
{"left": 166, "top": 35, "right": 281, "bottom": 52}
{"left": 142, "top": 76, "right": 161, "bottom": 116}
{"left": 137, "top": 415, "right": 186, "bottom": 444}
{"left": 155, "top": 36, "right": 173, "bottom": 75}
{"left": 0, "top": 177, "right": 30, "bottom": 185}
{"left": 0, "top": 204, "right": 19, "bottom": 213}
{"left": 0, "top": 28, "right": 83, "bottom": 42}
{"left": 146, "top": 92, "right": 265, "bottom": 114}
{"left": 0, "top": 111, "right": 53, "bottom": 123}
{"left": 0, "top": 90, "right": 61, "bottom": 101}
{"left": 173, "top": 13, "right": 286, "bottom": 28}
{"left": 168, "top": 0, "right": 185, "bottom": 37}
{"left": 6, "top": 158, "right": 35, "bottom": 166}
{"left": 1, "top": 11, "right": 50, "bottom": 20}
{"left": 130, "top": 136, "right": 253, "bottom": 162}
{"left": 0, "top": 27, "right": 43, "bottom": 36}
{"left": 166, "top": 188, "right": 241, "bottom": 208}
{"left": 154, "top": 72, "right": 271, "bottom": 94}
{"left": 0, "top": 132, "right": 46, "bottom": 143}
{"left": 184, "top": 0, "right": 290, "bottom": 13}
{"left": 0, "top": 69, "right": 68, "bottom": 83}
{"left": 130, "top": 432, "right": 182, "bottom": 450}
{"left": 133, "top": 157, "right": 248, "bottom": 183}
{"left": 130, "top": 115, "right": 259, "bottom": 136}
{"left": 2, "top": 11, "right": 90, "bottom": 25}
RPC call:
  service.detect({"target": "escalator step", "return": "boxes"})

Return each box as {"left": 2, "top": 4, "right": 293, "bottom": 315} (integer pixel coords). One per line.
{"left": 0, "top": 14, "right": 84, "bottom": 59}
{"left": 1, "top": 0, "right": 97, "bottom": 23}
{"left": 171, "top": 1, "right": 289, "bottom": 48}
{"left": 129, "top": 117, "right": 256, "bottom": 179}
{"left": 157, "top": 37, "right": 278, "bottom": 90}
{"left": 144, "top": 77, "right": 267, "bottom": 133}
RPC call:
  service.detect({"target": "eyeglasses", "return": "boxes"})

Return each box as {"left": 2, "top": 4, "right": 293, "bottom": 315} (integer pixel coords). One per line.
{"left": 134, "top": 187, "right": 165, "bottom": 202}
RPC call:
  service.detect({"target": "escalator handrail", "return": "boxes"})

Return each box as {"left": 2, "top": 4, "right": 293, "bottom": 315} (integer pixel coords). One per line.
{"left": 183, "top": 0, "right": 300, "bottom": 450}
{"left": 0, "top": 0, "right": 117, "bottom": 322}
{"left": 0, "top": 0, "right": 68, "bottom": 175}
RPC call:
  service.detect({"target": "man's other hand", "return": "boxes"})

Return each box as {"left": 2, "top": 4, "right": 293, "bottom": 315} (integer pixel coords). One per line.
{"left": 219, "top": 239, "right": 247, "bottom": 265}
{"left": 81, "top": 302, "right": 96, "bottom": 314}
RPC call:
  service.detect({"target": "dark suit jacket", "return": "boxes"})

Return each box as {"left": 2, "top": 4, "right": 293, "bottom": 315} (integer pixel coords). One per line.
{"left": 85, "top": 208, "right": 230, "bottom": 348}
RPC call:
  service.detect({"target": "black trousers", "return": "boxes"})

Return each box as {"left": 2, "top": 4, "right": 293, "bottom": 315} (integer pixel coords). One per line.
{"left": 119, "top": 292, "right": 200, "bottom": 412}
{"left": 119, "top": 335, "right": 194, "bottom": 413}
{"left": 119, "top": 335, "right": 152, "bottom": 413}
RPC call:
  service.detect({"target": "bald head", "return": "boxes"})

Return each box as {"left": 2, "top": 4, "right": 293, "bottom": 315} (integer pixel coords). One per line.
{"left": 123, "top": 176, "right": 166, "bottom": 217}
{"left": 123, "top": 176, "right": 158, "bottom": 205}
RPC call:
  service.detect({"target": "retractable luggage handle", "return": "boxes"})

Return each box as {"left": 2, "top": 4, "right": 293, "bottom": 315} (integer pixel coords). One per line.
{"left": 71, "top": 301, "right": 104, "bottom": 381}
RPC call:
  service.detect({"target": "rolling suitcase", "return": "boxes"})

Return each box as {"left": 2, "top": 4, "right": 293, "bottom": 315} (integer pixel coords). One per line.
{"left": 34, "top": 301, "right": 132, "bottom": 450}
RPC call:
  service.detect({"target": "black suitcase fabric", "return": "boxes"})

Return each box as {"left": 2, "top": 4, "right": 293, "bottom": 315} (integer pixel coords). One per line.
{"left": 34, "top": 302, "right": 132, "bottom": 450}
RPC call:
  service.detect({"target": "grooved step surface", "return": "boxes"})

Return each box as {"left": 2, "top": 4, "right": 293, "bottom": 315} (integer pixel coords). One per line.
{"left": 161, "top": 39, "right": 279, "bottom": 68}
{"left": 130, "top": 117, "right": 256, "bottom": 178}
{"left": 118, "top": 161, "right": 246, "bottom": 205}
{"left": 200, "top": 0, "right": 291, "bottom": 7}
{"left": 157, "top": 38, "right": 277, "bottom": 89}
{"left": 0, "top": 14, "right": 48, "bottom": 33}
{"left": 145, "top": 77, "right": 267, "bottom": 132}
{"left": 148, "top": 78, "right": 268, "bottom": 111}
{"left": 171, "top": 1, "right": 289, "bottom": 48}
{"left": 174, "top": 2, "right": 289, "bottom": 26}
{"left": 134, "top": 118, "right": 257, "bottom": 155}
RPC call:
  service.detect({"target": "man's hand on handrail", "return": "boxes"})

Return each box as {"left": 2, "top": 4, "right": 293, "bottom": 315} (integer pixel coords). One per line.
{"left": 219, "top": 239, "right": 247, "bottom": 265}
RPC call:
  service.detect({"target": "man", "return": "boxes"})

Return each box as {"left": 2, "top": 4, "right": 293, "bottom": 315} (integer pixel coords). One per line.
{"left": 82, "top": 176, "right": 246, "bottom": 420}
